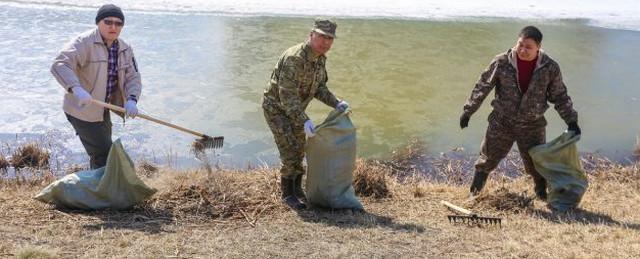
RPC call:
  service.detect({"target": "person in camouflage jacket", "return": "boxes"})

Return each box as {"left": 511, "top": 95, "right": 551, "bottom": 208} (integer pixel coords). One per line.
{"left": 460, "top": 26, "right": 581, "bottom": 200}
{"left": 263, "top": 18, "right": 350, "bottom": 210}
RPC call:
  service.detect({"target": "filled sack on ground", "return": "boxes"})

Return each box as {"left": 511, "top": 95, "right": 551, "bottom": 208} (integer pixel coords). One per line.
{"left": 306, "top": 109, "right": 363, "bottom": 210}
{"left": 529, "top": 131, "right": 588, "bottom": 212}
{"left": 34, "top": 139, "right": 157, "bottom": 210}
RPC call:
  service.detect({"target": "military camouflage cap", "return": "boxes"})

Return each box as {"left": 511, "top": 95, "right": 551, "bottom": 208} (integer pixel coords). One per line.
{"left": 312, "top": 18, "right": 337, "bottom": 38}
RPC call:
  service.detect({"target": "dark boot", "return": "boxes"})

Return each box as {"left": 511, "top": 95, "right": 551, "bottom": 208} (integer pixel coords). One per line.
{"left": 294, "top": 174, "right": 307, "bottom": 203}
{"left": 470, "top": 171, "right": 489, "bottom": 195}
{"left": 533, "top": 177, "right": 548, "bottom": 200}
{"left": 281, "top": 177, "right": 306, "bottom": 210}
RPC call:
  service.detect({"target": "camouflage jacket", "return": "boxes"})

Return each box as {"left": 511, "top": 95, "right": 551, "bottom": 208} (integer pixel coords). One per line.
{"left": 463, "top": 48, "right": 578, "bottom": 125}
{"left": 262, "top": 42, "right": 340, "bottom": 125}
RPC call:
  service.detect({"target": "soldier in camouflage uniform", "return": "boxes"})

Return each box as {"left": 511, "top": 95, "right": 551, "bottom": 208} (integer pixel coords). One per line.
{"left": 263, "top": 19, "right": 350, "bottom": 210}
{"left": 460, "top": 26, "right": 581, "bottom": 200}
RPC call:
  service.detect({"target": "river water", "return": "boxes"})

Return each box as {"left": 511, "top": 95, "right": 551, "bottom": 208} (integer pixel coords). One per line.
{"left": 1, "top": 1, "right": 639, "bottom": 168}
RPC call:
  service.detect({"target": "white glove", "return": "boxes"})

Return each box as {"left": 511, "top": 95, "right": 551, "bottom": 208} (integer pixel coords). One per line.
{"left": 72, "top": 86, "right": 92, "bottom": 108}
{"left": 125, "top": 99, "right": 138, "bottom": 118}
{"left": 304, "top": 119, "right": 315, "bottom": 138}
{"left": 336, "top": 100, "right": 350, "bottom": 112}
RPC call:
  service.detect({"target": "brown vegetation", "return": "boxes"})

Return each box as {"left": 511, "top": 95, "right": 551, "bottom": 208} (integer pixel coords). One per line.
{"left": 1, "top": 142, "right": 640, "bottom": 257}
{"left": 473, "top": 187, "right": 534, "bottom": 213}
{"left": 16, "top": 247, "right": 58, "bottom": 259}
{"left": 146, "top": 169, "right": 282, "bottom": 222}
{"left": 63, "top": 164, "right": 88, "bottom": 175}
{"left": 0, "top": 153, "right": 9, "bottom": 173}
{"left": 353, "top": 159, "right": 391, "bottom": 198}
{"left": 191, "top": 140, "right": 206, "bottom": 157}
{"left": 10, "top": 143, "right": 49, "bottom": 170}
{"left": 137, "top": 160, "right": 159, "bottom": 178}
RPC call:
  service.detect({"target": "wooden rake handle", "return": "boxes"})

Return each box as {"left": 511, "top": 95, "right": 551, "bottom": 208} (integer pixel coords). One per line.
{"left": 440, "top": 200, "right": 473, "bottom": 215}
{"left": 91, "top": 99, "right": 207, "bottom": 138}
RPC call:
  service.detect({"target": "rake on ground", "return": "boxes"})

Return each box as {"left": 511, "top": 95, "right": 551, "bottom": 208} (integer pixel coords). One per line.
{"left": 440, "top": 200, "right": 502, "bottom": 227}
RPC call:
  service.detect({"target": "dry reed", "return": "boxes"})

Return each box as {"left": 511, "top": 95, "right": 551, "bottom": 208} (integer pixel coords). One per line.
{"left": 16, "top": 246, "right": 57, "bottom": 259}
{"left": 145, "top": 169, "right": 282, "bottom": 222}
{"left": 191, "top": 140, "right": 206, "bottom": 156}
{"left": 473, "top": 187, "right": 534, "bottom": 214}
{"left": 137, "top": 160, "right": 159, "bottom": 178}
{"left": 10, "top": 143, "right": 49, "bottom": 169}
{"left": 63, "top": 164, "right": 88, "bottom": 175}
{"left": 353, "top": 159, "right": 392, "bottom": 199}
{"left": 0, "top": 154, "right": 9, "bottom": 173}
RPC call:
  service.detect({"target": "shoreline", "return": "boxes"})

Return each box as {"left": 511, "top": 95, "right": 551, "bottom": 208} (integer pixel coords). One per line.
{"left": 1, "top": 133, "right": 636, "bottom": 179}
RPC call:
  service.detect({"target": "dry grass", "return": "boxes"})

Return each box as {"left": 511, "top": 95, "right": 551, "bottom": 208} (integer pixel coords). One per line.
{"left": 136, "top": 160, "right": 159, "bottom": 178}
{"left": 16, "top": 247, "right": 58, "bottom": 259}
{"left": 145, "top": 169, "right": 282, "bottom": 222}
{"left": 10, "top": 143, "right": 49, "bottom": 170}
{"left": 473, "top": 187, "right": 534, "bottom": 214}
{"left": 191, "top": 141, "right": 205, "bottom": 153}
{"left": 191, "top": 139, "right": 206, "bottom": 157}
{"left": 373, "top": 138, "right": 527, "bottom": 185}
{"left": 0, "top": 153, "right": 9, "bottom": 173}
{"left": 63, "top": 164, "right": 87, "bottom": 175}
{"left": 353, "top": 159, "right": 391, "bottom": 198}
{"left": 1, "top": 148, "right": 640, "bottom": 257}
{"left": 591, "top": 162, "right": 640, "bottom": 183}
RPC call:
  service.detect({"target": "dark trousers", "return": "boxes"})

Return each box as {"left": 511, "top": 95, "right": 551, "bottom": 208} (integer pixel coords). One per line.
{"left": 66, "top": 111, "right": 113, "bottom": 169}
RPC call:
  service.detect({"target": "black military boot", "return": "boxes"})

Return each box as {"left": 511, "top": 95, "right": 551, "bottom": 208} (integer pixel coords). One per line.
{"left": 281, "top": 177, "right": 306, "bottom": 210}
{"left": 533, "top": 177, "right": 548, "bottom": 200}
{"left": 469, "top": 171, "right": 489, "bottom": 195}
{"left": 294, "top": 174, "right": 307, "bottom": 203}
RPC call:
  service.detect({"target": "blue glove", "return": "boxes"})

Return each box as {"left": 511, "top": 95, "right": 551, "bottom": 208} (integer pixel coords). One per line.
{"left": 336, "top": 100, "right": 350, "bottom": 112}
{"left": 125, "top": 99, "right": 138, "bottom": 118}
{"left": 304, "top": 119, "right": 315, "bottom": 137}
{"left": 72, "top": 86, "right": 92, "bottom": 108}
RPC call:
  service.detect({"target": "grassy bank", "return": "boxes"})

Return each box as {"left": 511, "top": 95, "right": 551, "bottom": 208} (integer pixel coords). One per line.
{"left": 1, "top": 148, "right": 639, "bottom": 258}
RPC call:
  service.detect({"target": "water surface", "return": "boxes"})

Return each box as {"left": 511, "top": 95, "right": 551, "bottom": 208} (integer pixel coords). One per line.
{"left": 1, "top": 4, "right": 639, "bottom": 168}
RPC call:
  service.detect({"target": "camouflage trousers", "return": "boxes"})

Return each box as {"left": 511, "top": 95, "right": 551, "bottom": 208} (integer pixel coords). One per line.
{"left": 475, "top": 112, "right": 546, "bottom": 181}
{"left": 263, "top": 108, "right": 306, "bottom": 179}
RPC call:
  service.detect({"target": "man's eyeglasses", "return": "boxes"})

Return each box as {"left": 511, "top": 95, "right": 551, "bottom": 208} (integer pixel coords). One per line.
{"left": 103, "top": 19, "right": 124, "bottom": 27}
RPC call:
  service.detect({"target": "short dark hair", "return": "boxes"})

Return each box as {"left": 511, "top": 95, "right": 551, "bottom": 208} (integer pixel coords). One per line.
{"left": 519, "top": 26, "right": 543, "bottom": 44}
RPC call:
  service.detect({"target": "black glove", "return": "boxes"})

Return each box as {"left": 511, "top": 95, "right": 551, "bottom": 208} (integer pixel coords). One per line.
{"left": 460, "top": 114, "right": 470, "bottom": 129}
{"left": 567, "top": 121, "right": 581, "bottom": 135}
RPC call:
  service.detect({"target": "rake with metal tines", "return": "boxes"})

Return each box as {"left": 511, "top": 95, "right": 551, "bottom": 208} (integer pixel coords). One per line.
{"left": 91, "top": 99, "right": 224, "bottom": 150}
{"left": 440, "top": 200, "right": 502, "bottom": 227}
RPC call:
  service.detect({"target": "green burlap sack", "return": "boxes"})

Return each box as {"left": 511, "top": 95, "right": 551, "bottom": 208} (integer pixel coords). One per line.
{"left": 529, "top": 132, "right": 588, "bottom": 212}
{"left": 34, "top": 139, "right": 157, "bottom": 210}
{"left": 305, "top": 110, "right": 363, "bottom": 210}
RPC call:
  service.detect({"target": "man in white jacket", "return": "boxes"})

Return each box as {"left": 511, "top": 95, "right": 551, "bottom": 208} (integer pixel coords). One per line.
{"left": 51, "top": 4, "right": 142, "bottom": 169}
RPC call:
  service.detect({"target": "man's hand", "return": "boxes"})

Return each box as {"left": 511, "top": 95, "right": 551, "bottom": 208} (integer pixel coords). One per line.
{"left": 125, "top": 99, "right": 138, "bottom": 118}
{"left": 304, "top": 119, "right": 315, "bottom": 138}
{"left": 72, "top": 86, "right": 92, "bottom": 108}
{"left": 460, "top": 114, "right": 470, "bottom": 129}
{"left": 336, "top": 100, "right": 350, "bottom": 112}
{"left": 567, "top": 121, "right": 581, "bottom": 135}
